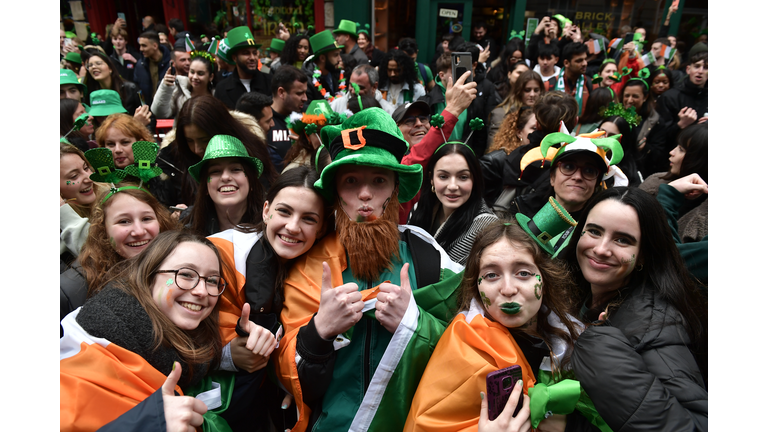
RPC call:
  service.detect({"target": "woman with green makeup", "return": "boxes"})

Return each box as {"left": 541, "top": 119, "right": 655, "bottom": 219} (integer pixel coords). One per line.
{"left": 406, "top": 221, "right": 605, "bottom": 432}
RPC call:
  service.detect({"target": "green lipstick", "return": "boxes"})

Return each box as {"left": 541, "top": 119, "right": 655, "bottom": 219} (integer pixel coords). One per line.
{"left": 500, "top": 302, "right": 521, "bottom": 315}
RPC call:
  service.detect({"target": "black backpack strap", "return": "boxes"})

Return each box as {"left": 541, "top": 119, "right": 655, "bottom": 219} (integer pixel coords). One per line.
{"left": 402, "top": 228, "right": 441, "bottom": 288}
{"left": 417, "top": 62, "right": 428, "bottom": 86}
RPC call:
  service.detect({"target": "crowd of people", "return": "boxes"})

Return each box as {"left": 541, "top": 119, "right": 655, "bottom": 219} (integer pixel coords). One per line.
{"left": 60, "top": 5, "right": 707, "bottom": 431}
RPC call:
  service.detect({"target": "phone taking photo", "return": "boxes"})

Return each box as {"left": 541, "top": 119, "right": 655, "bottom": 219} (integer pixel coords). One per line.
{"left": 486, "top": 365, "right": 524, "bottom": 421}
{"left": 451, "top": 52, "right": 473, "bottom": 84}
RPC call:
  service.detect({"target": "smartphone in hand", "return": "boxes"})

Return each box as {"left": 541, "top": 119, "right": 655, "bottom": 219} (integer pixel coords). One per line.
{"left": 451, "top": 52, "right": 473, "bottom": 84}
{"left": 486, "top": 365, "right": 524, "bottom": 421}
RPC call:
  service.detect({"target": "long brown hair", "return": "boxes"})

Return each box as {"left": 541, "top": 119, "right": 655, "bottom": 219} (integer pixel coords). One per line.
{"left": 496, "top": 70, "right": 544, "bottom": 116}
{"left": 458, "top": 220, "right": 581, "bottom": 375}
{"left": 79, "top": 187, "right": 180, "bottom": 297}
{"left": 105, "top": 230, "right": 222, "bottom": 373}
{"left": 487, "top": 106, "right": 534, "bottom": 155}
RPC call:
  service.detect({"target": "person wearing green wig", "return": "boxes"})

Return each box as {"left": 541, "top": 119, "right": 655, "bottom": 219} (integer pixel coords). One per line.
{"left": 275, "top": 107, "right": 464, "bottom": 432}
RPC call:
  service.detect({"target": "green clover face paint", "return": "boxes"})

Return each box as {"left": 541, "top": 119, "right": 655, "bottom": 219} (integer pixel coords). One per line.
{"left": 479, "top": 291, "right": 491, "bottom": 307}
{"left": 534, "top": 282, "right": 542, "bottom": 300}
{"left": 207, "top": 176, "right": 212, "bottom": 183}
{"left": 477, "top": 277, "right": 483, "bottom": 285}
{"left": 109, "top": 237, "right": 116, "bottom": 249}
{"left": 534, "top": 274, "right": 541, "bottom": 282}
{"left": 166, "top": 278, "right": 174, "bottom": 287}
{"left": 620, "top": 254, "right": 636, "bottom": 265}
{"left": 580, "top": 231, "right": 586, "bottom": 236}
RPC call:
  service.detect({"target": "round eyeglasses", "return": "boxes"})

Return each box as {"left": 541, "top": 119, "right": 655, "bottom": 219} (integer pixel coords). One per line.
{"left": 155, "top": 267, "right": 227, "bottom": 296}
{"left": 557, "top": 161, "right": 600, "bottom": 181}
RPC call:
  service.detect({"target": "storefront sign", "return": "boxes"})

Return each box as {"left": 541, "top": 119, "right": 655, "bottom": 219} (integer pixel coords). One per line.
{"left": 439, "top": 8, "right": 459, "bottom": 18}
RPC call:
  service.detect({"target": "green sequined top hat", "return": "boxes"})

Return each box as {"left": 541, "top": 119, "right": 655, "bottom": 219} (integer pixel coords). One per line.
{"left": 88, "top": 89, "right": 127, "bottom": 117}
{"left": 516, "top": 197, "right": 577, "bottom": 255}
{"left": 216, "top": 37, "right": 235, "bottom": 65}
{"left": 333, "top": 19, "right": 358, "bottom": 37}
{"left": 64, "top": 52, "right": 82, "bottom": 64}
{"left": 541, "top": 132, "right": 624, "bottom": 179}
{"left": 357, "top": 23, "right": 371, "bottom": 37}
{"left": 124, "top": 141, "right": 164, "bottom": 182}
{"left": 225, "top": 26, "right": 261, "bottom": 62}
{"left": 315, "top": 107, "right": 423, "bottom": 203}
{"left": 187, "top": 135, "right": 265, "bottom": 182}
{"left": 60, "top": 69, "right": 86, "bottom": 93}
{"left": 268, "top": 38, "right": 286, "bottom": 53}
{"left": 84, "top": 148, "right": 143, "bottom": 204}
{"left": 310, "top": 30, "right": 343, "bottom": 56}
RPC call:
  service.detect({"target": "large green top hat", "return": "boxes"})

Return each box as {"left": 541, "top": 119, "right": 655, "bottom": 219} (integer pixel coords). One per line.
{"left": 333, "top": 19, "right": 358, "bottom": 37}
{"left": 64, "top": 52, "right": 82, "bottom": 64}
{"left": 310, "top": 30, "right": 342, "bottom": 56}
{"left": 188, "top": 135, "right": 264, "bottom": 182}
{"left": 268, "top": 38, "right": 285, "bottom": 53}
{"left": 516, "top": 197, "right": 577, "bottom": 255}
{"left": 315, "top": 108, "right": 422, "bottom": 203}
{"left": 89, "top": 89, "right": 127, "bottom": 117}
{"left": 225, "top": 26, "right": 261, "bottom": 62}
{"left": 60, "top": 69, "right": 86, "bottom": 93}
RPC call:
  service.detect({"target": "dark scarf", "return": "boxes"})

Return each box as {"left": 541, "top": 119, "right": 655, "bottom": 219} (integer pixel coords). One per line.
{"left": 76, "top": 284, "right": 209, "bottom": 392}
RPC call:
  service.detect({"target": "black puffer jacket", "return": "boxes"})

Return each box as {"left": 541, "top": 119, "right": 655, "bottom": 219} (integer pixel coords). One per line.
{"left": 572, "top": 279, "right": 707, "bottom": 431}
{"left": 655, "top": 77, "right": 708, "bottom": 152}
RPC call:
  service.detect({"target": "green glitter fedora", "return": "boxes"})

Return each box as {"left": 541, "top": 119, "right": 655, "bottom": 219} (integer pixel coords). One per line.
{"left": 333, "top": 19, "right": 358, "bottom": 37}
{"left": 88, "top": 89, "right": 127, "bottom": 117}
{"left": 515, "top": 196, "right": 577, "bottom": 255}
{"left": 315, "top": 107, "right": 422, "bottom": 203}
{"left": 188, "top": 135, "right": 264, "bottom": 182}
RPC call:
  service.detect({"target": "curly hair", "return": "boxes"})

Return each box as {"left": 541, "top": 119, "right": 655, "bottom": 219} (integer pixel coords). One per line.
{"left": 457, "top": 220, "right": 581, "bottom": 375}
{"left": 79, "top": 187, "right": 180, "bottom": 298}
{"left": 60, "top": 142, "right": 107, "bottom": 218}
{"left": 379, "top": 49, "right": 418, "bottom": 90}
{"left": 282, "top": 34, "right": 310, "bottom": 66}
{"left": 487, "top": 106, "right": 535, "bottom": 155}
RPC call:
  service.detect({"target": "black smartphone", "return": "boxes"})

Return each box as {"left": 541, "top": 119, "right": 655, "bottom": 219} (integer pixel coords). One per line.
{"left": 451, "top": 52, "right": 473, "bottom": 84}
{"left": 169, "top": 65, "right": 176, "bottom": 75}
{"left": 486, "top": 365, "right": 524, "bottom": 421}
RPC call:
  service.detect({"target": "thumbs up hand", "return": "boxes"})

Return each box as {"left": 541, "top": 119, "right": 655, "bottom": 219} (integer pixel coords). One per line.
{"left": 314, "top": 262, "right": 363, "bottom": 340}
{"left": 162, "top": 361, "right": 208, "bottom": 432}
{"left": 375, "top": 263, "right": 412, "bottom": 334}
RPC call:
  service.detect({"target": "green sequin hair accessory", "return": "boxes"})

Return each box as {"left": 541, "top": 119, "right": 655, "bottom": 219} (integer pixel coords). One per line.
{"left": 599, "top": 102, "right": 642, "bottom": 128}
{"left": 85, "top": 148, "right": 128, "bottom": 184}
{"left": 123, "top": 141, "right": 163, "bottom": 183}
{"left": 190, "top": 50, "right": 216, "bottom": 65}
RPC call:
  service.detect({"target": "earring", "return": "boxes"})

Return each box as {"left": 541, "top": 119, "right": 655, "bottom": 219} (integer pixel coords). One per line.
{"left": 431, "top": 185, "right": 435, "bottom": 193}
{"left": 636, "top": 264, "right": 643, "bottom": 271}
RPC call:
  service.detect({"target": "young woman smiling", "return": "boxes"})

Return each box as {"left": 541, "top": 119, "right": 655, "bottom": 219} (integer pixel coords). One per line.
{"left": 207, "top": 166, "right": 330, "bottom": 431}
{"left": 82, "top": 50, "right": 142, "bottom": 116}
{"left": 60, "top": 187, "right": 180, "bottom": 323}
{"left": 185, "top": 135, "right": 266, "bottom": 236}
{"left": 487, "top": 71, "right": 544, "bottom": 145}
{"left": 151, "top": 54, "right": 217, "bottom": 119}
{"left": 61, "top": 231, "right": 229, "bottom": 431}
{"left": 406, "top": 221, "right": 596, "bottom": 432}
{"left": 409, "top": 143, "right": 497, "bottom": 265}
{"left": 561, "top": 187, "right": 707, "bottom": 431}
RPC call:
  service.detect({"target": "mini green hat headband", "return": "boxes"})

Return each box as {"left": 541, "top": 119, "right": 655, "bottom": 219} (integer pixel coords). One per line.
{"left": 508, "top": 29, "right": 525, "bottom": 41}
{"left": 84, "top": 142, "right": 162, "bottom": 204}
{"left": 356, "top": 23, "right": 370, "bottom": 37}
{"left": 627, "top": 67, "right": 650, "bottom": 91}
{"left": 599, "top": 101, "right": 642, "bottom": 129}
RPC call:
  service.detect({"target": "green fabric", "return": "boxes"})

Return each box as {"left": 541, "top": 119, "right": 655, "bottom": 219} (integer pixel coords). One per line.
{"left": 656, "top": 184, "right": 708, "bottom": 284}
{"left": 310, "top": 30, "right": 342, "bottom": 56}
{"left": 89, "top": 89, "right": 127, "bottom": 117}
{"left": 333, "top": 19, "right": 357, "bottom": 36}
{"left": 532, "top": 370, "right": 612, "bottom": 432}
{"left": 268, "top": 38, "right": 285, "bottom": 53}
{"left": 517, "top": 197, "right": 576, "bottom": 255}
{"left": 415, "top": 63, "right": 433, "bottom": 86}
{"left": 225, "top": 26, "right": 260, "bottom": 61}
{"left": 184, "top": 370, "right": 237, "bottom": 432}
{"left": 188, "top": 135, "right": 264, "bottom": 182}
{"left": 316, "top": 108, "right": 423, "bottom": 203}
{"left": 60, "top": 69, "right": 86, "bottom": 93}
{"left": 64, "top": 52, "right": 82, "bottom": 64}
{"left": 314, "top": 241, "right": 461, "bottom": 431}
{"left": 124, "top": 141, "right": 163, "bottom": 182}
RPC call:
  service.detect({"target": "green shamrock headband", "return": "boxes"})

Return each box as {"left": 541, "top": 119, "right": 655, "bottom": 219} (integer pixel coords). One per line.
{"left": 508, "top": 29, "right": 525, "bottom": 41}
{"left": 599, "top": 101, "right": 642, "bottom": 128}
{"left": 431, "top": 117, "right": 484, "bottom": 155}
{"left": 84, "top": 142, "right": 162, "bottom": 204}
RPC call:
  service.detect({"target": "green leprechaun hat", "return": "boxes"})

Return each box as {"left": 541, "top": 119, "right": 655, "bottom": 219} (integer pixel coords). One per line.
{"left": 333, "top": 19, "right": 358, "bottom": 37}
{"left": 315, "top": 107, "right": 422, "bottom": 203}
{"left": 124, "top": 141, "right": 163, "bottom": 182}
{"left": 516, "top": 197, "right": 577, "bottom": 255}
{"left": 89, "top": 89, "right": 127, "bottom": 117}
{"left": 268, "top": 38, "right": 285, "bottom": 53}
{"left": 188, "top": 135, "right": 264, "bottom": 182}
{"left": 225, "top": 26, "right": 260, "bottom": 62}
{"left": 60, "top": 69, "right": 86, "bottom": 93}
{"left": 310, "top": 30, "right": 342, "bottom": 56}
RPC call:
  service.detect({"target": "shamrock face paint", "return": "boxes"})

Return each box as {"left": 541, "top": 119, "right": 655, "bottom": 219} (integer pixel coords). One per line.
{"left": 166, "top": 278, "right": 174, "bottom": 286}
{"left": 476, "top": 238, "right": 543, "bottom": 329}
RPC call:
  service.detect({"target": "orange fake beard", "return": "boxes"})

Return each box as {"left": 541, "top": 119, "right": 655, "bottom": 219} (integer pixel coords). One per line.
{"left": 335, "top": 191, "right": 401, "bottom": 283}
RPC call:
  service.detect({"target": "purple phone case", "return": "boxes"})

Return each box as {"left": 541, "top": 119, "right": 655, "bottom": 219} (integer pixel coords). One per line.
{"left": 486, "top": 365, "right": 524, "bottom": 421}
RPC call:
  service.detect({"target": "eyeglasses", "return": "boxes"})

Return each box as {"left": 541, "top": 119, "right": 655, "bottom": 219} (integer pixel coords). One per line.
{"left": 401, "top": 115, "right": 429, "bottom": 127}
{"left": 86, "top": 60, "right": 106, "bottom": 69}
{"left": 155, "top": 267, "right": 227, "bottom": 296}
{"left": 557, "top": 161, "right": 600, "bottom": 180}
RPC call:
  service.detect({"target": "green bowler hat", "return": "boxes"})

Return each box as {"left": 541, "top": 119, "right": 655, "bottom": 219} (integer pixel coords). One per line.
{"left": 333, "top": 19, "right": 358, "bottom": 37}
{"left": 310, "top": 30, "right": 342, "bottom": 56}
{"left": 188, "top": 135, "right": 264, "bottom": 182}
{"left": 226, "top": 26, "right": 261, "bottom": 62}
{"left": 268, "top": 38, "right": 285, "bottom": 53}
{"left": 515, "top": 197, "right": 577, "bottom": 255}
{"left": 315, "top": 108, "right": 422, "bottom": 203}
{"left": 64, "top": 52, "right": 82, "bottom": 64}
{"left": 60, "top": 69, "right": 86, "bottom": 93}
{"left": 89, "top": 89, "right": 127, "bottom": 117}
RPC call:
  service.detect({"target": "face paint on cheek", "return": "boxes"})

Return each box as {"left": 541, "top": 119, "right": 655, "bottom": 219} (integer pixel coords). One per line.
{"left": 479, "top": 291, "right": 491, "bottom": 307}
{"left": 580, "top": 231, "right": 586, "bottom": 236}
{"left": 109, "top": 237, "right": 116, "bottom": 249}
{"left": 534, "top": 282, "right": 542, "bottom": 300}
{"left": 620, "top": 254, "right": 636, "bottom": 266}
{"left": 166, "top": 286, "right": 174, "bottom": 306}
{"left": 166, "top": 278, "right": 174, "bottom": 286}
{"left": 207, "top": 176, "right": 211, "bottom": 183}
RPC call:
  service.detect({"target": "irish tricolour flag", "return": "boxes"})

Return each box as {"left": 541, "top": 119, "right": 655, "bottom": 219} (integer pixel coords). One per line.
{"left": 608, "top": 38, "right": 624, "bottom": 51}
{"left": 586, "top": 39, "right": 606, "bottom": 55}
{"left": 637, "top": 51, "right": 656, "bottom": 69}
{"left": 658, "top": 44, "right": 677, "bottom": 62}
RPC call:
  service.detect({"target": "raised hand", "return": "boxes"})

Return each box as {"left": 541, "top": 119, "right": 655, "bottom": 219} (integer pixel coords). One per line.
{"left": 162, "top": 361, "right": 208, "bottom": 432}
{"left": 230, "top": 303, "right": 276, "bottom": 373}
{"left": 134, "top": 105, "right": 152, "bottom": 126}
{"left": 478, "top": 379, "right": 532, "bottom": 432}
{"left": 668, "top": 173, "right": 708, "bottom": 199}
{"left": 314, "top": 262, "right": 364, "bottom": 340}
{"left": 375, "top": 263, "right": 412, "bottom": 334}
{"left": 445, "top": 71, "right": 477, "bottom": 119}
